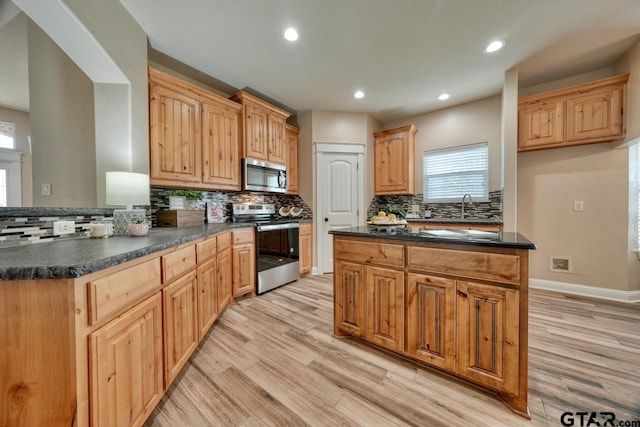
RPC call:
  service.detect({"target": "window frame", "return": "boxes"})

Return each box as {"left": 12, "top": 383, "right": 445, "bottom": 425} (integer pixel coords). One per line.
{"left": 423, "top": 142, "right": 489, "bottom": 203}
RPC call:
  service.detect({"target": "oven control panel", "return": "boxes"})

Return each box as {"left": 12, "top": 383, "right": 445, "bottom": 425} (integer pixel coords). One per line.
{"left": 232, "top": 203, "right": 276, "bottom": 216}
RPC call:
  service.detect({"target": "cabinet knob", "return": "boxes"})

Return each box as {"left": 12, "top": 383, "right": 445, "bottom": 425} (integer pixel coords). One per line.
{"left": 457, "top": 290, "right": 468, "bottom": 298}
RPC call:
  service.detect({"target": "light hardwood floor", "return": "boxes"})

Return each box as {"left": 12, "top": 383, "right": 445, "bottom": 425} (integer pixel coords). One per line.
{"left": 145, "top": 274, "right": 640, "bottom": 427}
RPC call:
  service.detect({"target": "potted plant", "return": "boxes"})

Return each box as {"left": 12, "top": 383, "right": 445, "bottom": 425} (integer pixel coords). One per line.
{"left": 168, "top": 189, "right": 204, "bottom": 210}
{"left": 128, "top": 214, "right": 149, "bottom": 237}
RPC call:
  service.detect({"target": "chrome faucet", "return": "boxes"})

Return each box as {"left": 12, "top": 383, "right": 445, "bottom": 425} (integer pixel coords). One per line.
{"left": 461, "top": 194, "right": 473, "bottom": 219}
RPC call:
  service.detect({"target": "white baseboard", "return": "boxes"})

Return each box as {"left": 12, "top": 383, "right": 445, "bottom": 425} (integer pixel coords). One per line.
{"left": 311, "top": 266, "right": 319, "bottom": 276}
{"left": 530, "top": 278, "right": 640, "bottom": 303}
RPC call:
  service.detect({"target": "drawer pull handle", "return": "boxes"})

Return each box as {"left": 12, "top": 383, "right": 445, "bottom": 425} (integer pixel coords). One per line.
{"left": 457, "top": 290, "right": 468, "bottom": 298}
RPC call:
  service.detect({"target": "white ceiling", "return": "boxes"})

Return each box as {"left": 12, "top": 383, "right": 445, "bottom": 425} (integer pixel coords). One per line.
{"left": 120, "top": 0, "right": 640, "bottom": 123}
{"left": 2, "top": 0, "right": 640, "bottom": 122}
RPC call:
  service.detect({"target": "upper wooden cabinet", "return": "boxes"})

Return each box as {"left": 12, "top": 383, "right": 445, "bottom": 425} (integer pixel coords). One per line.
{"left": 149, "top": 67, "right": 242, "bottom": 190}
{"left": 231, "top": 91, "right": 291, "bottom": 165}
{"left": 518, "top": 74, "right": 628, "bottom": 152}
{"left": 285, "top": 124, "right": 299, "bottom": 195}
{"left": 374, "top": 124, "right": 417, "bottom": 195}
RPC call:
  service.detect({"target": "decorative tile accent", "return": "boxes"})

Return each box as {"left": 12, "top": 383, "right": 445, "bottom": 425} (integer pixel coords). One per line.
{"left": 367, "top": 190, "right": 503, "bottom": 220}
{"left": 151, "top": 187, "right": 313, "bottom": 225}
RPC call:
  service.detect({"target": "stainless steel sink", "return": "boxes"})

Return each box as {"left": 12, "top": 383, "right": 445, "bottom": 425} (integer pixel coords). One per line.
{"left": 420, "top": 229, "right": 500, "bottom": 239}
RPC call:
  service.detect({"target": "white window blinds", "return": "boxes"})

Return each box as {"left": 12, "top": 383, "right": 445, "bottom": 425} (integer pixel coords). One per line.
{"left": 423, "top": 142, "right": 488, "bottom": 203}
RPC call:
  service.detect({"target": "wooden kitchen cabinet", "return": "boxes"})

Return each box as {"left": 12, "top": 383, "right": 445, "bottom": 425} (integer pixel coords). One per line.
{"left": 374, "top": 124, "right": 417, "bottom": 195}
{"left": 285, "top": 124, "right": 299, "bottom": 194}
{"left": 217, "top": 236, "right": 233, "bottom": 312}
{"left": 365, "top": 266, "right": 405, "bottom": 352}
{"left": 299, "top": 222, "right": 312, "bottom": 275}
{"left": 334, "top": 261, "right": 366, "bottom": 337}
{"left": 456, "top": 280, "right": 520, "bottom": 395}
{"left": 196, "top": 257, "right": 218, "bottom": 339}
{"left": 232, "top": 228, "right": 255, "bottom": 297}
{"left": 149, "top": 82, "right": 202, "bottom": 186}
{"left": 518, "top": 73, "right": 628, "bottom": 152}
{"left": 149, "top": 67, "right": 242, "bottom": 190}
{"left": 163, "top": 270, "right": 198, "bottom": 386}
{"left": 231, "top": 90, "right": 291, "bottom": 164}
{"left": 406, "top": 273, "right": 456, "bottom": 371}
{"left": 89, "top": 293, "right": 164, "bottom": 427}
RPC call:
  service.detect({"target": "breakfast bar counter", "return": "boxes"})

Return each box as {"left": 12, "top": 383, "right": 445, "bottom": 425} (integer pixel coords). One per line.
{"left": 329, "top": 226, "right": 535, "bottom": 418}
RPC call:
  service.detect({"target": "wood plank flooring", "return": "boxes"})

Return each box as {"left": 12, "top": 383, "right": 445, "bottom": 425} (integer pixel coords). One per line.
{"left": 145, "top": 275, "right": 640, "bottom": 427}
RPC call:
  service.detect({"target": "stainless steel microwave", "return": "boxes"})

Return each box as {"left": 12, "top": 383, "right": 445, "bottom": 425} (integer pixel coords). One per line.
{"left": 242, "top": 158, "right": 287, "bottom": 193}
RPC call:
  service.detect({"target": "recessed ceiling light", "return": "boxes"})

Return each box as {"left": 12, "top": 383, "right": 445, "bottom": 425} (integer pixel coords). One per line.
{"left": 354, "top": 91, "right": 365, "bottom": 99}
{"left": 284, "top": 27, "right": 299, "bottom": 41}
{"left": 485, "top": 40, "right": 505, "bottom": 53}
{"left": 438, "top": 93, "right": 450, "bottom": 101}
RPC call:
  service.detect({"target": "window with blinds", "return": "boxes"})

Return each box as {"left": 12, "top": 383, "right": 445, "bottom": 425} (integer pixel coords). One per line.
{"left": 423, "top": 142, "right": 489, "bottom": 203}
{"left": 0, "top": 122, "right": 15, "bottom": 149}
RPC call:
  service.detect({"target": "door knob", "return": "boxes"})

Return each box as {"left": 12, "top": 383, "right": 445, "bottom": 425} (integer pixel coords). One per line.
{"left": 324, "top": 218, "right": 328, "bottom": 222}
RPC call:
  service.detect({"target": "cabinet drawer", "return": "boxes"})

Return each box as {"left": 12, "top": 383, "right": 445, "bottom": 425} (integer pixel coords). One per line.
{"left": 217, "top": 231, "right": 232, "bottom": 252}
{"left": 232, "top": 228, "right": 254, "bottom": 245}
{"left": 334, "top": 238, "right": 404, "bottom": 268}
{"left": 407, "top": 247, "right": 520, "bottom": 285}
{"left": 88, "top": 258, "right": 162, "bottom": 325}
{"left": 196, "top": 237, "right": 217, "bottom": 263}
{"left": 162, "top": 245, "right": 197, "bottom": 283}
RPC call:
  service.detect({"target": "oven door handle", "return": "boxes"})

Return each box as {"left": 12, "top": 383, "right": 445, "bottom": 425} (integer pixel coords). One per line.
{"left": 257, "top": 222, "right": 300, "bottom": 232}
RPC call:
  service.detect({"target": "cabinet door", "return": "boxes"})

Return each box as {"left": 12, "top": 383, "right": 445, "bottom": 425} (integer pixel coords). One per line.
{"left": 149, "top": 84, "right": 201, "bottom": 184}
{"left": 217, "top": 247, "right": 233, "bottom": 312}
{"left": 202, "top": 101, "right": 241, "bottom": 190}
{"left": 233, "top": 243, "right": 255, "bottom": 297}
{"left": 518, "top": 100, "right": 564, "bottom": 149}
{"left": 299, "top": 223, "right": 312, "bottom": 275}
{"left": 365, "top": 266, "right": 405, "bottom": 352}
{"left": 457, "top": 281, "right": 519, "bottom": 394}
{"left": 197, "top": 258, "right": 218, "bottom": 340}
{"left": 406, "top": 273, "right": 456, "bottom": 371}
{"left": 566, "top": 87, "right": 624, "bottom": 142}
{"left": 89, "top": 294, "right": 163, "bottom": 427}
{"left": 267, "top": 113, "right": 287, "bottom": 164}
{"left": 334, "top": 261, "right": 366, "bottom": 337}
{"left": 244, "top": 103, "right": 268, "bottom": 160}
{"left": 163, "top": 271, "right": 198, "bottom": 386}
{"left": 285, "top": 125, "right": 299, "bottom": 194}
{"left": 374, "top": 128, "right": 414, "bottom": 194}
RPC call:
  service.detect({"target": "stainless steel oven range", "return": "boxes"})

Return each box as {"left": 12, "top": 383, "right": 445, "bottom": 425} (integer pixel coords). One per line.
{"left": 232, "top": 203, "right": 300, "bottom": 294}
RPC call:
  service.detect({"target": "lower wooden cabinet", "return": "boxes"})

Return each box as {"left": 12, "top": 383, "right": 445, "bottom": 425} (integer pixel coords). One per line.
{"left": 163, "top": 270, "right": 198, "bottom": 386}
{"left": 89, "top": 293, "right": 163, "bottom": 427}
{"left": 456, "top": 280, "right": 519, "bottom": 394}
{"left": 334, "top": 261, "right": 366, "bottom": 337}
{"left": 217, "top": 245, "right": 233, "bottom": 312}
{"left": 406, "top": 273, "right": 456, "bottom": 371}
{"left": 197, "top": 257, "right": 218, "bottom": 340}
{"left": 365, "top": 266, "right": 404, "bottom": 352}
{"left": 232, "top": 229, "right": 255, "bottom": 297}
{"left": 299, "top": 222, "right": 312, "bottom": 275}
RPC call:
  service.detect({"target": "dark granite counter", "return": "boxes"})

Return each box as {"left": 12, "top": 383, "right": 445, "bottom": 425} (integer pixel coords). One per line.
{"left": 329, "top": 226, "right": 535, "bottom": 250}
{"left": 0, "top": 223, "right": 253, "bottom": 280}
{"left": 406, "top": 217, "right": 503, "bottom": 225}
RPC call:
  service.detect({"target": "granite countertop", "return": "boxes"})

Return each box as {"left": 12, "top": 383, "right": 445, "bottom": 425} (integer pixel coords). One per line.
{"left": 0, "top": 223, "right": 254, "bottom": 280}
{"left": 329, "top": 226, "right": 535, "bottom": 250}
{"left": 405, "top": 217, "right": 503, "bottom": 225}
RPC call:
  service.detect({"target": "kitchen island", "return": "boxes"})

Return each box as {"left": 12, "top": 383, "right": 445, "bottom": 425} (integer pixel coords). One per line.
{"left": 329, "top": 226, "right": 535, "bottom": 417}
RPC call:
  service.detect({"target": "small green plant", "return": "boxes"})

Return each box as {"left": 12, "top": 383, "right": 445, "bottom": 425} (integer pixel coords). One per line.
{"left": 133, "top": 214, "right": 147, "bottom": 224}
{"left": 169, "top": 189, "right": 204, "bottom": 201}
{"left": 386, "top": 204, "right": 406, "bottom": 218}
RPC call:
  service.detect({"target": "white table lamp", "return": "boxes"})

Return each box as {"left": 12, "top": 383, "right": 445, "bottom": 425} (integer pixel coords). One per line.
{"left": 106, "top": 171, "right": 150, "bottom": 235}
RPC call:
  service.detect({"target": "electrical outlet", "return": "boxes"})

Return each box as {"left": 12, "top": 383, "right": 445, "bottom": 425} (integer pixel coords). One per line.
{"left": 41, "top": 183, "right": 51, "bottom": 196}
{"left": 573, "top": 201, "right": 584, "bottom": 211}
{"left": 411, "top": 204, "right": 419, "bottom": 213}
{"left": 53, "top": 220, "right": 75, "bottom": 235}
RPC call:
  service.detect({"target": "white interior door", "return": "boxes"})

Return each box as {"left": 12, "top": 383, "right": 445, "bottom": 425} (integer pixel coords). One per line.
{"left": 319, "top": 152, "right": 361, "bottom": 273}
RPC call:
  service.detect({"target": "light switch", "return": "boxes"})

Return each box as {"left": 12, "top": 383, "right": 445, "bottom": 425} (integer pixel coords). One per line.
{"left": 573, "top": 201, "right": 584, "bottom": 212}
{"left": 41, "top": 183, "right": 51, "bottom": 196}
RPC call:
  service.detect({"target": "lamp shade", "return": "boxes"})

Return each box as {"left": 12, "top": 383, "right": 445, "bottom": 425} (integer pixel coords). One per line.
{"left": 106, "top": 171, "right": 150, "bottom": 207}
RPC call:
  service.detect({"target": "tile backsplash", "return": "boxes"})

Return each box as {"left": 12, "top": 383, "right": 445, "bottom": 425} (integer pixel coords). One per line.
{"left": 151, "top": 187, "right": 312, "bottom": 225}
{"left": 367, "top": 190, "right": 503, "bottom": 220}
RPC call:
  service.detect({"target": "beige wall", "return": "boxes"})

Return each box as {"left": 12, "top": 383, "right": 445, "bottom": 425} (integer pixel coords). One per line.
{"left": 0, "top": 106, "right": 31, "bottom": 206}
{"left": 517, "top": 40, "right": 640, "bottom": 291}
{"left": 311, "top": 110, "right": 370, "bottom": 143}
{"left": 28, "top": 22, "right": 97, "bottom": 207}
{"left": 384, "top": 96, "right": 503, "bottom": 195}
